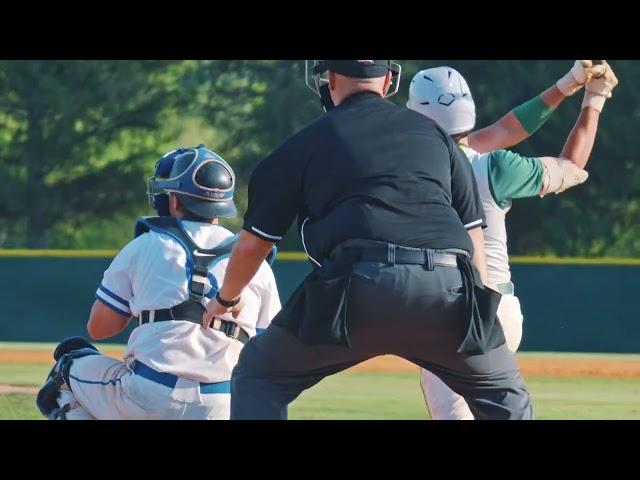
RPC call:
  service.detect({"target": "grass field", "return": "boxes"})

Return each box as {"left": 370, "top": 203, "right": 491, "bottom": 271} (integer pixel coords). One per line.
{"left": 1, "top": 343, "right": 639, "bottom": 420}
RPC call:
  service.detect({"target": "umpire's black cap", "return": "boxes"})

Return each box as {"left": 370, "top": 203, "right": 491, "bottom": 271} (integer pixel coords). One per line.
{"left": 326, "top": 60, "right": 394, "bottom": 78}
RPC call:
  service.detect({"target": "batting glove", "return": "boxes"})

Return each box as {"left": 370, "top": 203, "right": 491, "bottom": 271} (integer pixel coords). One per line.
{"left": 583, "top": 61, "right": 619, "bottom": 112}
{"left": 556, "top": 60, "right": 608, "bottom": 97}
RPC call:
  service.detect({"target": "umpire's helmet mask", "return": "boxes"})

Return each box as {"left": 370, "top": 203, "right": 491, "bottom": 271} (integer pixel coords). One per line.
{"left": 147, "top": 145, "right": 237, "bottom": 219}
{"left": 305, "top": 61, "right": 402, "bottom": 98}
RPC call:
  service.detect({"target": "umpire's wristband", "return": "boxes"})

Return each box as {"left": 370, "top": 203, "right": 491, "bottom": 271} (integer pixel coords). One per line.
{"left": 216, "top": 292, "right": 240, "bottom": 308}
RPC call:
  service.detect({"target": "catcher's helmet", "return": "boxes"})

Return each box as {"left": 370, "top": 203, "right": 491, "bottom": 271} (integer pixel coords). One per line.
{"left": 147, "top": 144, "right": 237, "bottom": 219}
{"left": 407, "top": 66, "right": 476, "bottom": 136}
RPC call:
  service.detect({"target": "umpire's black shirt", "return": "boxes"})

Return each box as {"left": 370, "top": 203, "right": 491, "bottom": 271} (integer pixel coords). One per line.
{"left": 243, "top": 91, "right": 486, "bottom": 263}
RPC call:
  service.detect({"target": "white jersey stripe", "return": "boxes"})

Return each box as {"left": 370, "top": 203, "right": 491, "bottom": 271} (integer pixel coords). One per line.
{"left": 300, "top": 217, "right": 322, "bottom": 267}
{"left": 463, "top": 218, "right": 484, "bottom": 229}
{"left": 250, "top": 226, "right": 282, "bottom": 241}
{"left": 95, "top": 289, "right": 131, "bottom": 315}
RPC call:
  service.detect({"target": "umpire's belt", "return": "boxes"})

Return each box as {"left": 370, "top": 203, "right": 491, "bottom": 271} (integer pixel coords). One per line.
{"left": 139, "top": 309, "right": 250, "bottom": 345}
{"left": 341, "top": 244, "right": 466, "bottom": 269}
{"left": 131, "top": 360, "right": 230, "bottom": 394}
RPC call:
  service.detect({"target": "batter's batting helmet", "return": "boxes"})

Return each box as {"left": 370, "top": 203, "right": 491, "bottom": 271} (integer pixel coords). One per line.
{"left": 147, "top": 144, "right": 237, "bottom": 219}
{"left": 407, "top": 66, "right": 476, "bottom": 136}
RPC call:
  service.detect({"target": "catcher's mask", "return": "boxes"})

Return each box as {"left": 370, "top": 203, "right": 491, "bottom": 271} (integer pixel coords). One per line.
{"left": 147, "top": 144, "right": 237, "bottom": 219}
{"left": 305, "top": 60, "right": 402, "bottom": 111}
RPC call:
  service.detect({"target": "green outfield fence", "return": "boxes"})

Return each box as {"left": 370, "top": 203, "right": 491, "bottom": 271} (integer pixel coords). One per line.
{"left": 0, "top": 250, "right": 638, "bottom": 353}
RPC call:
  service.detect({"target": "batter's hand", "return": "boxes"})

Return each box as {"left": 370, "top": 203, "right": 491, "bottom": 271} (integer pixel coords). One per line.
{"left": 556, "top": 60, "right": 608, "bottom": 96}
{"left": 202, "top": 296, "right": 244, "bottom": 329}
{"left": 583, "top": 61, "right": 619, "bottom": 112}
{"left": 586, "top": 61, "right": 619, "bottom": 98}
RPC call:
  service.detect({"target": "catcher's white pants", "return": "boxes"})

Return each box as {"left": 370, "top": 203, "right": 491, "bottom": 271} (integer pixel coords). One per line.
{"left": 421, "top": 293, "right": 524, "bottom": 420}
{"left": 58, "top": 354, "right": 230, "bottom": 420}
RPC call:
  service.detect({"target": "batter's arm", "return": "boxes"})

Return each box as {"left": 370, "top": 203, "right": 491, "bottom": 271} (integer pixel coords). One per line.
{"left": 557, "top": 105, "right": 600, "bottom": 170}
{"left": 467, "top": 226, "right": 488, "bottom": 285}
{"left": 468, "top": 61, "right": 607, "bottom": 154}
{"left": 536, "top": 101, "right": 599, "bottom": 196}
{"left": 538, "top": 63, "right": 618, "bottom": 196}
{"left": 468, "top": 85, "right": 565, "bottom": 153}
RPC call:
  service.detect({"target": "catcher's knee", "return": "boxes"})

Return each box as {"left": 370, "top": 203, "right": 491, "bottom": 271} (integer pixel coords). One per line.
{"left": 36, "top": 337, "right": 100, "bottom": 419}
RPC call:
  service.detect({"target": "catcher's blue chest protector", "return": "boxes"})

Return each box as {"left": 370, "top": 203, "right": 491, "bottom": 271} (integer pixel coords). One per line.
{"left": 134, "top": 216, "right": 277, "bottom": 324}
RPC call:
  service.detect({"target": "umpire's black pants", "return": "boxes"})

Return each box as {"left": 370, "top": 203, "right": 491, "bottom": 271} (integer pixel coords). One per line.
{"left": 231, "top": 246, "right": 533, "bottom": 420}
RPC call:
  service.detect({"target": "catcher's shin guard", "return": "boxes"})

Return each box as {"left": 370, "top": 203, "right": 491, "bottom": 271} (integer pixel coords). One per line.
{"left": 36, "top": 337, "right": 100, "bottom": 419}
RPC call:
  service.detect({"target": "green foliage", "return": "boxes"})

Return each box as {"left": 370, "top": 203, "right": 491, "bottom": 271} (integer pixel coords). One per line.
{"left": 1, "top": 60, "right": 638, "bottom": 256}
{"left": 0, "top": 60, "right": 184, "bottom": 248}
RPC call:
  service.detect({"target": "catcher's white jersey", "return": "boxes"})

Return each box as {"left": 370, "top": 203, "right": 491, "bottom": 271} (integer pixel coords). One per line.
{"left": 57, "top": 220, "right": 281, "bottom": 419}
{"left": 95, "top": 220, "right": 281, "bottom": 383}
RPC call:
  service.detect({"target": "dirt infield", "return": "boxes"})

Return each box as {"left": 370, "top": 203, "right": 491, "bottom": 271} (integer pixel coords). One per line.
{"left": 0, "top": 385, "right": 38, "bottom": 394}
{"left": 2, "top": 349, "right": 640, "bottom": 379}
{"left": 0, "top": 349, "right": 123, "bottom": 364}
{"left": 351, "top": 355, "right": 640, "bottom": 379}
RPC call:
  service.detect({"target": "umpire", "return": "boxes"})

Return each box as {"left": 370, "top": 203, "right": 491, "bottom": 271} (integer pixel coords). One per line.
{"left": 203, "top": 60, "right": 534, "bottom": 420}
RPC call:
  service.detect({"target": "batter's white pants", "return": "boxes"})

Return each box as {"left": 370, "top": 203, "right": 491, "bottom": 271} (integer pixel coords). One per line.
{"left": 55, "top": 354, "right": 230, "bottom": 420}
{"left": 420, "top": 293, "right": 524, "bottom": 420}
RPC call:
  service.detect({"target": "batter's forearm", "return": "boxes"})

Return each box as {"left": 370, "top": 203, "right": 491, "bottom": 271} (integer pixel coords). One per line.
{"left": 540, "top": 84, "right": 567, "bottom": 109}
{"left": 472, "top": 61, "right": 607, "bottom": 153}
{"left": 467, "top": 226, "right": 488, "bottom": 285}
{"left": 469, "top": 85, "right": 563, "bottom": 153}
{"left": 560, "top": 106, "right": 600, "bottom": 170}
{"left": 218, "top": 230, "right": 275, "bottom": 301}
{"left": 507, "top": 85, "right": 565, "bottom": 141}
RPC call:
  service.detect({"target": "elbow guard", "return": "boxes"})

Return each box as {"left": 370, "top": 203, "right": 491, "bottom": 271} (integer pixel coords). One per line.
{"left": 539, "top": 157, "right": 589, "bottom": 196}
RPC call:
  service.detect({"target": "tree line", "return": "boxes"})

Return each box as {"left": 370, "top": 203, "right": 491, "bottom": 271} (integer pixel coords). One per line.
{"left": 0, "top": 60, "right": 637, "bottom": 256}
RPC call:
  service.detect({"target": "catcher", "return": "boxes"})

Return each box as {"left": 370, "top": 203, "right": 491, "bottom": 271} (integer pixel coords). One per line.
{"left": 36, "top": 145, "right": 280, "bottom": 420}
{"left": 407, "top": 61, "right": 618, "bottom": 419}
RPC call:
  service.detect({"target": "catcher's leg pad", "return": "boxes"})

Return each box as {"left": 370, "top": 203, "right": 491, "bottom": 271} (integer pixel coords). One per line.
{"left": 36, "top": 338, "right": 100, "bottom": 419}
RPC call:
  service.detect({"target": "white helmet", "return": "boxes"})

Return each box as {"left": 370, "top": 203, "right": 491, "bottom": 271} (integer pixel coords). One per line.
{"left": 406, "top": 66, "right": 476, "bottom": 135}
